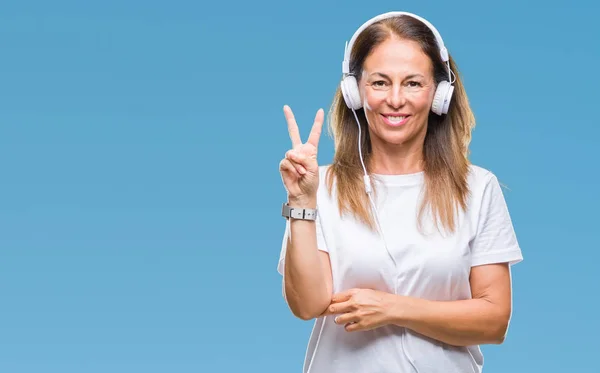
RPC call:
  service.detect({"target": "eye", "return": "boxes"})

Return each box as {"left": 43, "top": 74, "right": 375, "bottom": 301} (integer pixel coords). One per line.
{"left": 406, "top": 81, "right": 423, "bottom": 88}
{"left": 371, "top": 80, "right": 388, "bottom": 88}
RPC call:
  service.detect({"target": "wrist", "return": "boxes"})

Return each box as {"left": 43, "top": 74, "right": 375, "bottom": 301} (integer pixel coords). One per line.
{"left": 287, "top": 195, "right": 317, "bottom": 209}
{"left": 387, "top": 294, "right": 415, "bottom": 327}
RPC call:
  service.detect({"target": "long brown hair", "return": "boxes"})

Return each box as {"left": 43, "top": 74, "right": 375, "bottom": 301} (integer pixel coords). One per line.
{"left": 325, "top": 15, "right": 475, "bottom": 233}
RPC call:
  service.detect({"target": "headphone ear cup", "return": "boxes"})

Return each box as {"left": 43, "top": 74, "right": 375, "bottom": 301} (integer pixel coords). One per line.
{"left": 431, "top": 80, "right": 454, "bottom": 115}
{"left": 341, "top": 75, "right": 363, "bottom": 110}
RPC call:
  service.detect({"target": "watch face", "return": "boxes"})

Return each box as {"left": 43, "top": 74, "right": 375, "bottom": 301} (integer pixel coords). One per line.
{"left": 282, "top": 203, "right": 290, "bottom": 217}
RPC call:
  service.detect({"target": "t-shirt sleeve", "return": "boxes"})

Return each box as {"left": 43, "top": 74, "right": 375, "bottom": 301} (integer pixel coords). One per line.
{"left": 277, "top": 210, "right": 329, "bottom": 276}
{"left": 470, "top": 173, "right": 523, "bottom": 267}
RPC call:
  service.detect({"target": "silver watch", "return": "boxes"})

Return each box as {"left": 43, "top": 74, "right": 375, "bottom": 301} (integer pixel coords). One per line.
{"left": 281, "top": 203, "right": 317, "bottom": 221}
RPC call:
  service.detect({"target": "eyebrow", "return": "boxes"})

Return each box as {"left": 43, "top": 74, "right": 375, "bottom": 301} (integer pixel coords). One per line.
{"left": 369, "top": 72, "right": 425, "bottom": 80}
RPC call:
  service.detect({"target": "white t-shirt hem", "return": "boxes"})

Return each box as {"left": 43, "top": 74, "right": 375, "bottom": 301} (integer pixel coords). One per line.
{"left": 471, "top": 247, "right": 523, "bottom": 267}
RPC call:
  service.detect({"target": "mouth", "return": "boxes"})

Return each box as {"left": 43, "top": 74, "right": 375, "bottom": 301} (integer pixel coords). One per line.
{"left": 380, "top": 114, "right": 410, "bottom": 127}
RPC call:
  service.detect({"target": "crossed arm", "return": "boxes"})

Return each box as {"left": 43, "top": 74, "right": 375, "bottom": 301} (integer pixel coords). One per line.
{"left": 282, "top": 206, "right": 514, "bottom": 346}
{"left": 321, "top": 262, "right": 513, "bottom": 347}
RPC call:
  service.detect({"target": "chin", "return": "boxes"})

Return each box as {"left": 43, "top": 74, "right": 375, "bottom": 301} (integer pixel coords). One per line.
{"left": 373, "top": 132, "right": 412, "bottom": 146}
{"left": 383, "top": 137, "right": 411, "bottom": 146}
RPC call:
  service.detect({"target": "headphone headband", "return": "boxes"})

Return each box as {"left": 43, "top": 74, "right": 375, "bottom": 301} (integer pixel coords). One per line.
{"left": 342, "top": 11, "right": 449, "bottom": 75}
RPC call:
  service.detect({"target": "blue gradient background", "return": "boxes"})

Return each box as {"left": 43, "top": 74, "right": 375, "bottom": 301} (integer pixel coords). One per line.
{"left": 0, "top": 1, "right": 598, "bottom": 372}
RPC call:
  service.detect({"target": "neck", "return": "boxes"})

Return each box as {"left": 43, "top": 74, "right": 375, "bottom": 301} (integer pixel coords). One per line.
{"left": 369, "top": 137, "right": 425, "bottom": 175}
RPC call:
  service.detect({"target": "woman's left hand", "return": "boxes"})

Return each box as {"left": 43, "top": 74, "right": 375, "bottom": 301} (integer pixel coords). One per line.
{"left": 321, "top": 288, "right": 398, "bottom": 332}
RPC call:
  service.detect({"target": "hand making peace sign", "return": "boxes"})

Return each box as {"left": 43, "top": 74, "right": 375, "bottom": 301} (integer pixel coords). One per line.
{"left": 279, "top": 105, "right": 324, "bottom": 205}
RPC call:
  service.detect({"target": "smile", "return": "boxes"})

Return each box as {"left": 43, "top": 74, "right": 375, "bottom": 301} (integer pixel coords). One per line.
{"left": 381, "top": 114, "right": 410, "bottom": 126}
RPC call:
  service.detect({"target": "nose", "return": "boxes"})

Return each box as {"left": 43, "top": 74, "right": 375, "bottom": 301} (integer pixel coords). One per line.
{"left": 387, "top": 84, "right": 406, "bottom": 109}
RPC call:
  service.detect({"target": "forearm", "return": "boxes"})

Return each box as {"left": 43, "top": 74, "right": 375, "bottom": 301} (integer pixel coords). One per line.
{"left": 283, "top": 198, "right": 330, "bottom": 320}
{"left": 391, "top": 296, "right": 510, "bottom": 346}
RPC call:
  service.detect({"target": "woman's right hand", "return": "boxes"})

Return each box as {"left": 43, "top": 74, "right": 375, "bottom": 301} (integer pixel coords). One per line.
{"left": 279, "top": 105, "right": 324, "bottom": 206}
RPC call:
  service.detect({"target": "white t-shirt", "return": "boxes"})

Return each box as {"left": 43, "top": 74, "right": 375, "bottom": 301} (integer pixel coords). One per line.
{"left": 278, "top": 164, "right": 523, "bottom": 373}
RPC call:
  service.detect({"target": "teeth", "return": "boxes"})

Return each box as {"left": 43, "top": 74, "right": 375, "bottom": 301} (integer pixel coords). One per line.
{"left": 386, "top": 115, "right": 406, "bottom": 122}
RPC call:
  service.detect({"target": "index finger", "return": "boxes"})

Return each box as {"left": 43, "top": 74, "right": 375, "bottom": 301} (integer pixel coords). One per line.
{"left": 327, "top": 299, "right": 353, "bottom": 315}
{"left": 307, "top": 108, "right": 324, "bottom": 148}
{"left": 283, "top": 105, "right": 302, "bottom": 148}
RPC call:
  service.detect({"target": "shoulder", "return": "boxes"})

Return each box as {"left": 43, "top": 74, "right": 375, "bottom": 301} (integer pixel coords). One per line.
{"left": 466, "top": 164, "right": 508, "bottom": 206}
{"left": 318, "top": 164, "right": 332, "bottom": 177}
{"left": 467, "top": 164, "right": 498, "bottom": 191}
{"left": 316, "top": 164, "right": 337, "bottom": 205}
{"left": 317, "top": 164, "right": 334, "bottom": 188}
{"left": 466, "top": 164, "right": 511, "bottom": 211}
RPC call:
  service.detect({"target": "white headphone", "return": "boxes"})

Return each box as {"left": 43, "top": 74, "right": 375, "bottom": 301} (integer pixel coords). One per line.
{"left": 340, "top": 11, "right": 455, "bottom": 116}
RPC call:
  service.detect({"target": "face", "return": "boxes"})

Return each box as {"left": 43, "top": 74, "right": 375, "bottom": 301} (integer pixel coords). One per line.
{"left": 359, "top": 37, "right": 436, "bottom": 150}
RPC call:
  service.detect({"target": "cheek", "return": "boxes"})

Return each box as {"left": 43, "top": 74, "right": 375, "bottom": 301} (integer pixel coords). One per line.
{"left": 408, "top": 89, "right": 435, "bottom": 112}
{"left": 363, "top": 90, "right": 387, "bottom": 112}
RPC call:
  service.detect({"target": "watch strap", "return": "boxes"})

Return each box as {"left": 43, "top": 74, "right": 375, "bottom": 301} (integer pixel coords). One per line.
{"left": 281, "top": 203, "right": 317, "bottom": 221}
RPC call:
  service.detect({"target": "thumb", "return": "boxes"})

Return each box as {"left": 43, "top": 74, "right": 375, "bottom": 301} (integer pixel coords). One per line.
{"left": 331, "top": 289, "right": 357, "bottom": 303}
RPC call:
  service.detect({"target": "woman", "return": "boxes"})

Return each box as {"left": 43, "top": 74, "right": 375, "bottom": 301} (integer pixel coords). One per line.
{"left": 277, "top": 11, "right": 523, "bottom": 373}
